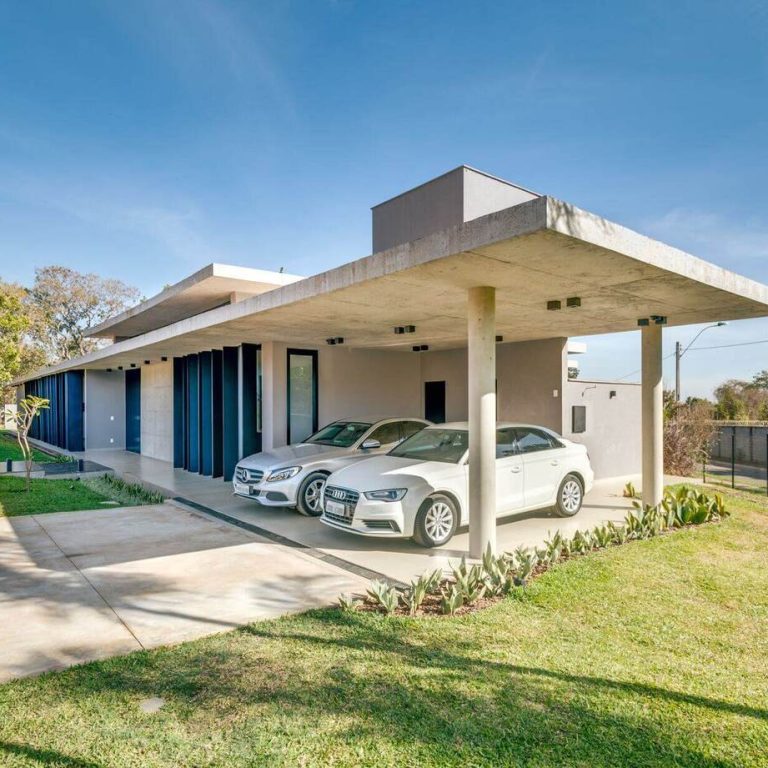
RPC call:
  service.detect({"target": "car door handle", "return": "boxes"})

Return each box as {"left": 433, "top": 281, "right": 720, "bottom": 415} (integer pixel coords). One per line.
{"left": 510, "top": 466, "right": 521, "bottom": 473}
{"left": 550, "top": 460, "right": 559, "bottom": 466}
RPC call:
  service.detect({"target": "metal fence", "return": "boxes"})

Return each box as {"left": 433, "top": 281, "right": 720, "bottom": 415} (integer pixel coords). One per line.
{"left": 706, "top": 423, "right": 768, "bottom": 495}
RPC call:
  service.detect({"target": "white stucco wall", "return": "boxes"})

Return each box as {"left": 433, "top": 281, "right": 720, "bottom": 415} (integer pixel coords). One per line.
{"left": 140, "top": 360, "right": 173, "bottom": 462}
{"left": 84, "top": 370, "right": 125, "bottom": 449}
{"left": 563, "top": 379, "right": 642, "bottom": 479}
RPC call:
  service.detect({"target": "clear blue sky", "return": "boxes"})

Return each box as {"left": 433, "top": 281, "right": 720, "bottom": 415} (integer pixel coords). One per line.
{"left": 1, "top": 1, "right": 767, "bottom": 397}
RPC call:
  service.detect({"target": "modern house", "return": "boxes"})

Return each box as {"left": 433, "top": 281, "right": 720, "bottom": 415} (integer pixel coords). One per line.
{"left": 17, "top": 166, "right": 768, "bottom": 556}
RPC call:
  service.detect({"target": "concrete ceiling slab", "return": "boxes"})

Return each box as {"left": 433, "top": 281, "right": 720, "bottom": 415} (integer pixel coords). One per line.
{"left": 17, "top": 195, "right": 768, "bottom": 380}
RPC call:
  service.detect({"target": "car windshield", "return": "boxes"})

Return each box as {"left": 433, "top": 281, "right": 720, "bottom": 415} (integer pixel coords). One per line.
{"left": 389, "top": 428, "right": 468, "bottom": 463}
{"left": 305, "top": 421, "right": 371, "bottom": 447}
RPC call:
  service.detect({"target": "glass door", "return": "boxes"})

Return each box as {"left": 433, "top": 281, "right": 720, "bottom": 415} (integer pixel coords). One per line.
{"left": 287, "top": 349, "right": 318, "bottom": 444}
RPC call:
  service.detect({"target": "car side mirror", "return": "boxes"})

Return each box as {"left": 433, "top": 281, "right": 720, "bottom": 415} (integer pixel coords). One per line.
{"left": 360, "top": 439, "right": 381, "bottom": 450}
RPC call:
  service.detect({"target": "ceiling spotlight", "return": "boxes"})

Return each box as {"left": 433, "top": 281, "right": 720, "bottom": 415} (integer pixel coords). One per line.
{"left": 404, "top": 325, "right": 416, "bottom": 334}
{"left": 650, "top": 315, "right": 667, "bottom": 325}
{"left": 495, "top": 335, "right": 504, "bottom": 343}
{"left": 566, "top": 296, "right": 581, "bottom": 308}
{"left": 144, "top": 360, "right": 150, "bottom": 365}
{"left": 412, "top": 344, "right": 429, "bottom": 352}
{"left": 394, "top": 325, "right": 416, "bottom": 334}
{"left": 637, "top": 318, "right": 649, "bottom": 326}
{"left": 106, "top": 368, "right": 113, "bottom": 373}
{"left": 117, "top": 366, "right": 124, "bottom": 370}
{"left": 161, "top": 356, "right": 168, "bottom": 361}
{"left": 130, "top": 363, "right": 136, "bottom": 368}
{"left": 547, "top": 300, "right": 561, "bottom": 311}
{"left": 326, "top": 337, "right": 345, "bottom": 345}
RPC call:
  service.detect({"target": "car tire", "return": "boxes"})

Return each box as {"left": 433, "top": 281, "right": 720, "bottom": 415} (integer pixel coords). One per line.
{"left": 413, "top": 494, "right": 458, "bottom": 547}
{"left": 554, "top": 474, "right": 583, "bottom": 517}
{"left": 296, "top": 472, "right": 327, "bottom": 517}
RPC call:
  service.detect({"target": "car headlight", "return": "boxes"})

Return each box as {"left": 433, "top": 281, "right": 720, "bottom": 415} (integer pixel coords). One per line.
{"left": 266, "top": 466, "right": 302, "bottom": 482}
{"left": 364, "top": 488, "right": 408, "bottom": 502}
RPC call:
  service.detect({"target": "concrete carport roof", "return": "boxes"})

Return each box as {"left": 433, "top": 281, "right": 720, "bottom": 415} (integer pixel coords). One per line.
{"left": 18, "top": 194, "right": 768, "bottom": 379}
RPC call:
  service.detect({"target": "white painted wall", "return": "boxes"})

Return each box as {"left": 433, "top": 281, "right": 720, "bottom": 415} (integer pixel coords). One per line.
{"left": 563, "top": 380, "right": 642, "bottom": 479}
{"left": 84, "top": 370, "right": 125, "bottom": 449}
{"left": 140, "top": 360, "right": 173, "bottom": 462}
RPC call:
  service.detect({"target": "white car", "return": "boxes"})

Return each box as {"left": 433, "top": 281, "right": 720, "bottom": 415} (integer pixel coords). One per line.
{"left": 233, "top": 417, "right": 430, "bottom": 516}
{"left": 320, "top": 422, "right": 594, "bottom": 547}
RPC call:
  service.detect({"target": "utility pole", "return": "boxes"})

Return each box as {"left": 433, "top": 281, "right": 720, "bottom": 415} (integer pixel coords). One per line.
{"left": 674, "top": 322, "right": 726, "bottom": 402}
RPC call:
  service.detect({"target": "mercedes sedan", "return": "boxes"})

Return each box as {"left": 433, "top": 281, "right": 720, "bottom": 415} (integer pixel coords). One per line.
{"left": 320, "top": 422, "right": 594, "bottom": 547}
{"left": 233, "top": 417, "right": 430, "bottom": 516}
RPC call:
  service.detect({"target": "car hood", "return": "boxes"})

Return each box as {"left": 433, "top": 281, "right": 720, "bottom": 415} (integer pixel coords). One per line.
{"left": 328, "top": 454, "right": 460, "bottom": 491}
{"left": 239, "top": 443, "right": 350, "bottom": 469}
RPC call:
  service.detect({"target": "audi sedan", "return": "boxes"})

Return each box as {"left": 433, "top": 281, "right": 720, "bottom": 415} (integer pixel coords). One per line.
{"left": 233, "top": 417, "right": 430, "bottom": 515}
{"left": 320, "top": 422, "right": 594, "bottom": 547}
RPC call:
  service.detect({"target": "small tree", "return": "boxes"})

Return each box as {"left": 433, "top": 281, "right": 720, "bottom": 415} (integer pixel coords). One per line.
{"left": 663, "top": 391, "right": 715, "bottom": 476}
{"left": 15, "top": 395, "right": 49, "bottom": 491}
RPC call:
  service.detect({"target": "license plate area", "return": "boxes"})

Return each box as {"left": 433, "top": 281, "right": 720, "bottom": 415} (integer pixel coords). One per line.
{"left": 326, "top": 499, "right": 346, "bottom": 516}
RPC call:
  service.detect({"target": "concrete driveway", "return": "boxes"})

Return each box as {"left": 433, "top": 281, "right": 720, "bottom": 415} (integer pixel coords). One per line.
{"left": 0, "top": 503, "right": 367, "bottom": 682}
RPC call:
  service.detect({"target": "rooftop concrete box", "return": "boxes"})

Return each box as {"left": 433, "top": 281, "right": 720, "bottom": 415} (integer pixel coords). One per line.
{"left": 372, "top": 166, "right": 538, "bottom": 252}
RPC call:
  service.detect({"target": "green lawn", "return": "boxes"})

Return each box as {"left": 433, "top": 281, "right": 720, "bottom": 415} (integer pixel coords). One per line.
{"left": 0, "top": 431, "right": 52, "bottom": 462}
{"left": 0, "top": 474, "right": 163, "bottom": 516}
{"left": 0, "top": 489, "right": 766, "bottom": 767}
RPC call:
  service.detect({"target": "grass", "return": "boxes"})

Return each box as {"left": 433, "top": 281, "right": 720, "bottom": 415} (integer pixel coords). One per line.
{"left": 0, "top": 474, "right": 164, "bottom": 516}
{"left": 0, "top": 431, "right": 53, "bottom": 463}
{"left": 0, "top": 490, "right": 766, "bottom": 767}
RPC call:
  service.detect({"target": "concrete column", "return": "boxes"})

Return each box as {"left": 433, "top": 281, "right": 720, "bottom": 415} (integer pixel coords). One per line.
{"left": 468, "top": 286, "right": 497, "bottom": 559}
{"left": 641, "top": 324, "right": 663, "bottom": 507}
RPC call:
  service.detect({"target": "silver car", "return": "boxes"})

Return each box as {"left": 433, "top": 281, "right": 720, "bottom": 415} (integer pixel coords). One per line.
{"left": 233, "top": 417, "right": 430, "bottom": 516}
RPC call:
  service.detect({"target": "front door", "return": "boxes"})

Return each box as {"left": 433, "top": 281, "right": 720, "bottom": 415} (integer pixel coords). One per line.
{"left": 424, "top": 380, "right": 446, "bottom": 424}
{"left": 125, "top": 368, "right": 141, "bottom": 454}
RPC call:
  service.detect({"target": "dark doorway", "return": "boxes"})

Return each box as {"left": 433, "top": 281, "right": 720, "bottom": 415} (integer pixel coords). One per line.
{"left": 424, "top": 380, "right": 446, "bottom": 424}
{"left": 125, "top": 368, "right": 141, "bottom": 454}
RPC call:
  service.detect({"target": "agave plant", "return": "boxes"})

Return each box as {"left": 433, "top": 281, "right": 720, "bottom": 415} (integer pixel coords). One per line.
{"left": 482, "top": 545, "right": 515, "bottom": 596}
{"left": 622, "top": 481, "right": 638, "bottom": 499}
{"left": 402, "top": 573, "right": 434, "bottom": 616}
{"left": 512, "top": 545, "right": 537, "bottom": 584}
{"left": 366, "top": 581, "right": 399, "bottom": 614}
{"left": 337, "top": 594, "right": 361, "bottom": 612}
{"left": 440, "top": 584, "right": 464, "bottom": 616}
{"left": 607, "top": 521, "right": 628, "bottom": 545}
{"left": 593, "top": 525, "right": 613, "bottom": 549}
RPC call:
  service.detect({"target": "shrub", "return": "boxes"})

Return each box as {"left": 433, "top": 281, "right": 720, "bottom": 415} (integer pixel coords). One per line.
{"left": 664, "top": 394, "right": 715, "bottom": 476}
{"left": 342, "top": 486, "right": 728, "bottom": 618}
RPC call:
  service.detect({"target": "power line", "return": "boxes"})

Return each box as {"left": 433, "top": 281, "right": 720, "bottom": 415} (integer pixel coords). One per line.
{"left": 685, "top": 339, "right": 768, "bottom": 352}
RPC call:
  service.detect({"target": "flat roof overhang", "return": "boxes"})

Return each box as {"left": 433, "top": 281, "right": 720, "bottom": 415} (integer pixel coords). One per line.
{"left": 86, "top": 263, "right": 304, "bottom": 340}
{"left": 17, "top": 195, "right": 768, "bottom": 381}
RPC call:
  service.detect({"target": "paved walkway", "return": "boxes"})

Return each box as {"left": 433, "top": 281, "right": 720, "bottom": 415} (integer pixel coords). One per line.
{"left": 73, "top": 449, "right": 642, "bottom": 584}
{"left": 0, "top": 503, "right": 367, "bottom": 682}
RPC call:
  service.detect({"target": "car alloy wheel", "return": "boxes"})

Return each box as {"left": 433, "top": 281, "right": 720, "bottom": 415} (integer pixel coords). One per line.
{"left": 554, "top": 474, "right": 583, "bottom": 517}
{"left": 423, "top": 499, "right": 455, "bottom": 544}
{"left": 561, "top": 479, "right": 582, "bottom": 513}
{"left": 297, "top": 472, "right": 327, "bottom": 517}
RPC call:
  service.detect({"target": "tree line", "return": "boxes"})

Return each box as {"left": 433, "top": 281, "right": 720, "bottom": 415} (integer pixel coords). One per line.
{"left": 1, "top": 266, "right": 140, "bottom": 399}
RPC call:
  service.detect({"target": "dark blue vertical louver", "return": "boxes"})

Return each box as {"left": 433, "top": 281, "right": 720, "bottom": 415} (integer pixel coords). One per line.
{"left": 21, "top": 370, "right": 85, "bottom": 450}
{"left": 199, "top": 351, "right": 213, "bottom": 476}
{"left": 125, "top": 368, "right": 141, "bottom": 453}
{"left": 241, "top": 343, "right": 261, "bottom": 458}
{"left": 186, "top": 354, "right": 200, "bottom": 472}
{"left": 64, "top": 371, "right": 84, "bottom": 451}
{"left": 221, "top": 346, "right": 239, "bottom": 481}
{"left": 173, "top": 357, "right": 186, "bottom": 468}
{"left": 211, "top": 349, "right": 223, "bottom": 478}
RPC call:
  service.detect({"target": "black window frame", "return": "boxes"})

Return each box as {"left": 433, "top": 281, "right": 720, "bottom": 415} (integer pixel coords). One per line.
{"left": 286, "top": 348, "right": 319, "bottom": 445}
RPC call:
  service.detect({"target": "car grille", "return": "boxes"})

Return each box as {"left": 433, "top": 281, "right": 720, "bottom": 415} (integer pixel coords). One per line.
{"left": 235, "top": 467, "right": 264, "bottom": 483}
{"left": 323, "top": 485, "right": 359, "bottom": 526}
